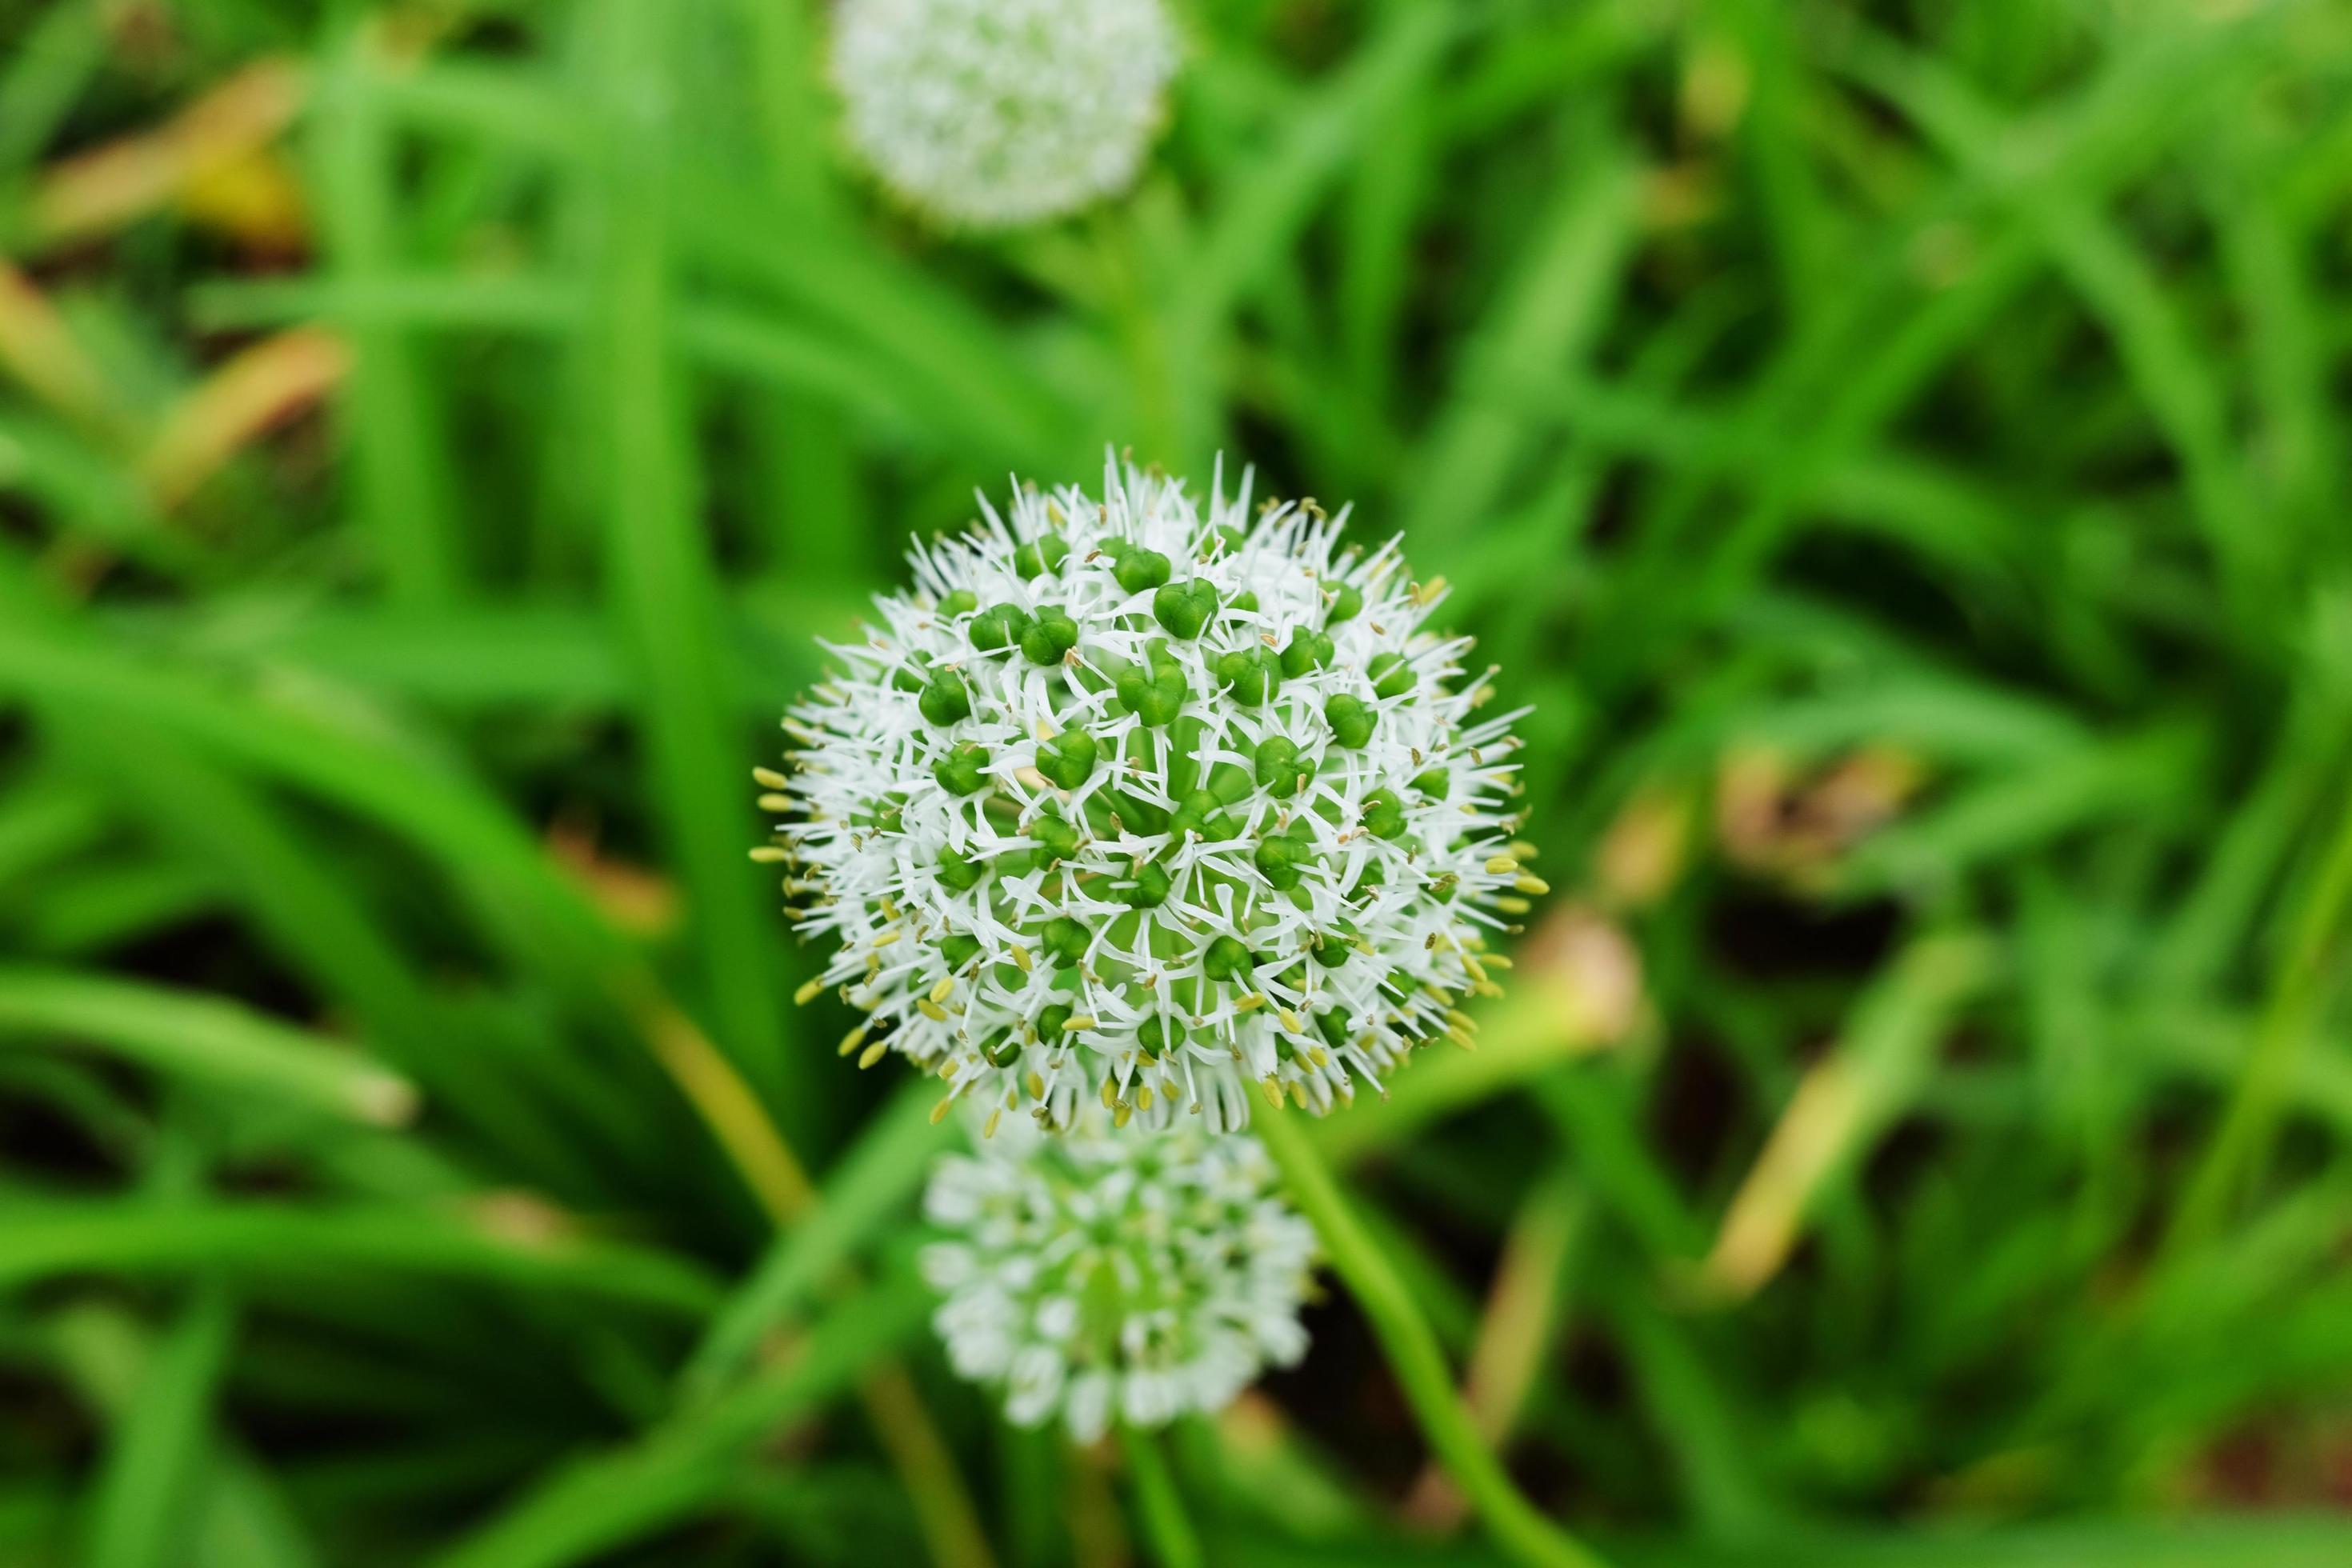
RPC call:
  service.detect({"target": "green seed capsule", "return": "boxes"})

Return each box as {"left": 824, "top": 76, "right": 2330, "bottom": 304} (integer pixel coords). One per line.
{"left": 938, "top": 590, "right": 978, "bottom": 617}
{"left": 1036, "top": 727, "right": 1098, "bottom": 790}
{"left": 1113, "top": 547, "right": 1171, "bottom": 594}
{"left": 1121, "top": 856, "right": 1172, "bottom": 908}
{"left": 1281, "top": 629, "right": 1335, "bottom": 678}
{"left": 1042, "top": 915, "right": 1089, "bottom": 967}
{"left": 1326, "top": 582, "right": 1363, "bottom": 623}
{"left": 1410, "top": 766, "right": 1450, "bottom": 797}
{"left": 1203, "top": 935, "right": 1255, "bottom": 982}
{"left": 1360, "top": 786, "right": 1406, "bottom": 839}
{"left": 1310, "top": 930, "right": 1354, "bottom": 966}
{"left": 1135, "top": 1014, "right": 1184, "bottom": 1058}
{"left": 933, "top": 742, "right": 992, "bottom": 796}
{"left": 970, "top": 602, "right": 1032, "bottom": 651}
{"left": 1369, "top": 651, "right": 1414, "bottom": 699}
{"left": 941, "top": 934, "right": 982, "bottom": 968}
{"left": 1212, "top": 524, "right": 1247, "bottom": 556}
{"left": 1038, "top": 1003, "right": 1073, "bottom": 1040}
{"left": 1254, "top": 833, "right": 1307, "bottom": 890}
{"left": 1326, "top": 693, "right": 1375, "bottom": 747}
{"left": 1031, "top": 814, "right": 1078, "bottom": 866}
{"left": 1019, "top": 606, "right": 1079, "bottom": 665}
{"left": 980, "top": 1029, "right": 1021, "bottom": 1067}
{"left": 1254, "top": 735, "right": 1307, "bottom": 797}
{"left": 938, "top": 847, "right": 985, "bottom": 891}
{"left": 1215, "top": 646, "right": 1278, "bottom": 706}
{"left": 1153, "top": 579, "right": 1218, "bottom": 638}
{"left": 1170, "top": 789, "right": 1238, "bottom": 842}
{"left": 1228, "top": 590, "right": 1258, "bottom": 614}
{"left": 1116, "top": 657, "right": 1187, "bottom": 726}
{"left": 1314, "top": 1007, "right": 1352, "bottom": 1050}
{"left": 919, "top": 670, "right": 972, "bottom": 725}
{"left": 1013, "top": 534, "right": 1069, "bottom": 579}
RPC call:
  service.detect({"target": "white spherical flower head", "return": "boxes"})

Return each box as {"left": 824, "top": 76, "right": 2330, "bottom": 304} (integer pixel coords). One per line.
{"left": 830, "top": 0, "right": 1178, "bottom": 230}
{"left": 770, "top": 456, "right": 1533, "bottom": 1133}
{"left": 921, "top": 1113, "right": 1315, "bottom": 1440}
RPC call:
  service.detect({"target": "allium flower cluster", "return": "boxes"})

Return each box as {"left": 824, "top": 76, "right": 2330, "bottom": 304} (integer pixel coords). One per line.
{"left": 766, "top": 457, "right": 1534, "bottom": 1134}
{"left": 830, "top": 0, "right": 1178, "bottom": 230}
{"left": 921, "top": 1114, "right": 1315, "bottom": 1439}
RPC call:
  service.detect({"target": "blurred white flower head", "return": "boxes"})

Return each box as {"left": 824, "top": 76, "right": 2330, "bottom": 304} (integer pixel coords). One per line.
{"left": 830, "top": 0, "right": 1179, "bottom": 230}
{"left": 767, "top": 455, "right": 1533, "bottom": 1132}
{"left": 921, "top": 1112, "right": 1315, "bottom": 1439}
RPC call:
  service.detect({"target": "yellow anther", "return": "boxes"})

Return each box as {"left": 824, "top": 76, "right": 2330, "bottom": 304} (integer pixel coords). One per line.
{"left": 749, "top": 846, "right": 789, "bottom": 863}
{"left": 1508, "top": 840, "right": 1538, "bottom": 862}
{"left": 939, "top": 1059, "right": 961, "bottom": 1080}
{"left": 858, "top": 1040, "right": 890, "bottom": 1069}
{"left": 982, "top": 1107, "right": 1002, "bottom": 1139}
{"left": 1102, "top": 1076, "right": 1118, "bottom": 1109}
{"left": 838, "top": 1024, "right": 869, "bottom": 1058}
{"left": 872, "top": 929, "right": 902, "bottom": 949}
{"left": 930, "top": 1096, "right": 954, "bottom": 1125}
{"left": 1136, "top": 1085, "right": 1154, "bottom": 1112}
{"left": 1278, "top": 1009, "right": 1302, "bottom": 1033}
{"left": 1262, "top": 1077, "right": 1286, "bottom": 1109}
{"left": 1495, "top": 896, "right": 1531, "bottom": 915}
{"left": 1112, "top": 1101, "right": 1134, "bottom": 1128}
{"left": 752, "top": 766, "right": 790, "bottom": 790}
{"left": 929, "top": 975, "right": 956, "bottom": 1005}
{"left": 1234, "top": 993, "right": 1267, "bottom": 1012}
{"left": 1514, "top": 874, "right": 1551, "bottom": 896}
{"left": 916, "top": 999, "right": 948, "bottom": 1022}
{"left": 1485, "top": 854, "right": 1519, "bottom": 876}
{"left": 1064, "top": 1015, "right": 1097, "bottom": 1031}
{"left": 794, "top": 978, "right": 826, "bottom": 1006}
{"left": 1012, "top": 946, "right": 1034, "bottom": 973}
{"left": 758, "top": 792, "right": 794, "bottom": 812}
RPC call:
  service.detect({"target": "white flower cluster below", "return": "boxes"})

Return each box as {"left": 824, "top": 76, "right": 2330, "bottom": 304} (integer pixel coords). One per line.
{"left": 922, "top": 1112, "right": 1315, "bottom": 1439}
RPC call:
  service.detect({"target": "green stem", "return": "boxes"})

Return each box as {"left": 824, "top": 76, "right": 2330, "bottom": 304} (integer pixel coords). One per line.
{"left": 1122, "top": 1425, "right": 1203, "bottom": 1568}
{"left": 2167, "top": 777, "right": 2352, "bottom": 1255}
{"left": 1254, "top": 1107, "right": 1612, "bottom": 1568}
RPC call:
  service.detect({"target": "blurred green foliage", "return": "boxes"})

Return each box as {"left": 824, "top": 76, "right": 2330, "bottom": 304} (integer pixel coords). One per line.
{"left": 4, "top": 0, "right": 2352, "bottom": 1565}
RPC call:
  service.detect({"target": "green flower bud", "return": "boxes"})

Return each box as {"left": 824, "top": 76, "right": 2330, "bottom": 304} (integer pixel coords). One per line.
{"left": 1314, "top": 1007, "right": 1352, "bottom": 1050}
{"left": 1042, "top": 915, "right": 1090, "bottom": 967}
{"left": 1280, "top": 629, "right": 1334, "bottom": 678}
{"left": 1254, "top": 735, "right": 1313, "bottom": 798}
{"left": 1326, "top": 582, "right": 1363, "bottom": 623}
{"left": 938, "top": 847, "right": 986, "bottom": 891}
{"left": 1152, "top": 578, "right": 1218, "bottom": 638}
{"left": 1014, "top": 534, "right": 1070, "bottom": 579}
{"left": 938, "top": 589, "right": 978, "bottom": 617}
{"left": 941, "top": 933, "right": 982, "bottom": 968}
{"left": 1114, "top": 547, "right": 1171, "bottom": 594}
{"left": 1203, "top": 935, "right": 1255, "bottom": 982}
{"left": 919, "top": 670, "right": 972, "bottom": 725}
{"left": 970, "top": 602, "right": 1033, "bottom": 651}
{"left": 1031, "top": 814, "right": 1079, "bottom": 866}
{"left": 1037, "top": 1002, "right": 1073, "bottom": 1040}
{"left": 1120, "top": 855, "right": 1172, "bottom": 908}
{"left": 1360, "top": 786, "right": 1406, "bottom": 839}
{"left": 934, "top": 742, "right": 992, "bottom": 796}
{"left": 1116, "top": 653, "right": 1188, "bottom": 726}
{"left": 1216, "top": 646, "right": 1279, "bottom": 706}
{"left": 1170, "top": 789, "right": 1238, "bottom": 842}
{"left": 1410, "top": 766, "right": 1450, "bottom": 798}
{"left": 1019, "top": 605, "right": 1079, "bottom": 665}
{"left": 1326, "top": 693, "right": 1375, "bottom": 747}
{"left": 1369, "top": 651, "right": 1414, "bottom": 699}
{"left": 1037, "top": 727, "right": 1098, "bottom": 790}
{"left": 1253, "top": 823, "right": 1316, "bottom": 892}
{"left": 1134, "top": 1014, "right": 1183, "bottom": 1058}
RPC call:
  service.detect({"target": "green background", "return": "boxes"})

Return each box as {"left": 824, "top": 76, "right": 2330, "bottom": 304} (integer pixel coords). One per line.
{"left": 4, "top": 1, "right": 2352, "bottom": 1564}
